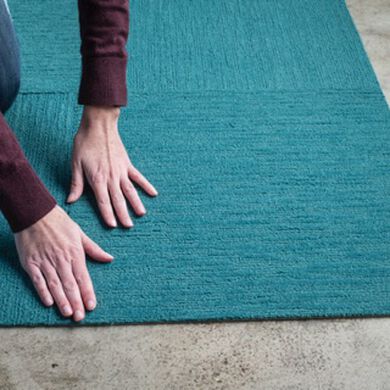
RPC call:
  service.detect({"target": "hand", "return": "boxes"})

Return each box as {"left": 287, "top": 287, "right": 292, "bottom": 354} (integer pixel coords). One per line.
{"left": 14, "top": 205, "right": 113, "bottom": 322}
{"left": 67, "top": 105, "right": 158, "bottom": 228}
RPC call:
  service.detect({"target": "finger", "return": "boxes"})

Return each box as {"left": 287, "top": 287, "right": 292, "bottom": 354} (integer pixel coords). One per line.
{"left": 67, "top": 162, "right": 84, "bottom": 203}
{"left": 72, "top": 257, "right": 96, "bottom": 311}
{"left": 89, "top": 179, "right": 117, "bottom": 227}
{"left": 128, "top": 166, "right": 158, "bottom": 197}
{"left": 121, "top": 178, "right": 146, "bottom": 216}
{"left": 109, "top": 181, "right": 133, "bottom": 228}
{"left": 56, "top": 260, "right": 85, "bottom": 322}
{"left": 26, "top": 265, "right": 54, "bottom": 307}
{"left": 81, "top": 230, "right": 114, "bottom": 263}
{"left": 41, "top": 264, "right": 73, "bottom": 318}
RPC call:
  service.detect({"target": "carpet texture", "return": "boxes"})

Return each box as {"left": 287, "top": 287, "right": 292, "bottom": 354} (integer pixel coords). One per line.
{"left": 0, "top": 0, "right": 389, "bottom": 326}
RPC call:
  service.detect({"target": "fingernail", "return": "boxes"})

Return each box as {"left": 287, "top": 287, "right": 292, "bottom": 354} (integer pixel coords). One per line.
{"left": 139, "top": 205, "right": 146, "bottom": 215}
{"left": 110, "top": 219, "right": 117, "bottom": 227}
{"left": 45, "top": 296, "right": 53, "bottom": 306}
{"left": 86, "top": 299, "right": 96, "bottom": 311}
{"left": 62, "top": 305, "right": 73, "bottom": 316}
{"left": 74, "top": 310, "right": 84, "bottom": 321}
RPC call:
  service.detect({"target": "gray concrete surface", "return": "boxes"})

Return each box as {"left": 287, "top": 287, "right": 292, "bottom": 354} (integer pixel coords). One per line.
{"left": 1, "top": 1, "right": 389, "bottom": 389}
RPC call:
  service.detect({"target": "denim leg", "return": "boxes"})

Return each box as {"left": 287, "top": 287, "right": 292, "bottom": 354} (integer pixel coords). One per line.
{"left": 0, "top": 0, "right": 21, "bottom": 114}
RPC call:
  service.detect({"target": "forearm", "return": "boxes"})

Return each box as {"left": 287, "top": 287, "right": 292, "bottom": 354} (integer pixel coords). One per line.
{"left": 0, "top": 113, "right": 56, "bottom": 233}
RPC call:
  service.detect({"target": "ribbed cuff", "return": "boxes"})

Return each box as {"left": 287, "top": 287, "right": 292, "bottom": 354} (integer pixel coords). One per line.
{"left": 0, "top": 160, "right": 57, "bottom": 233}
{"left": 78, "top": 56, "right": 128, "bottom": 107}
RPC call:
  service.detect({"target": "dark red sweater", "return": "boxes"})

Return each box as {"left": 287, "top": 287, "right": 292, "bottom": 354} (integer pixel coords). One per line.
{"left": 0, "top": 0, "right": 129, "bottom": 233}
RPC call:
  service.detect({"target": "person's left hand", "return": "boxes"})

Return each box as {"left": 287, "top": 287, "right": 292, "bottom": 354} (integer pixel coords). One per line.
{"left": 67, "top": 105, "right": 158, "bottom": 228}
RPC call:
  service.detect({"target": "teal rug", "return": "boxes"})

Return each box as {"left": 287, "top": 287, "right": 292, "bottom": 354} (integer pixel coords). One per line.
{"left": 1, "top": 0, "right": 389, "bottom": 326}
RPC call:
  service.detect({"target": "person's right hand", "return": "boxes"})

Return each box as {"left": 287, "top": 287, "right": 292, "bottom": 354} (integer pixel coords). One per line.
{"left": 14, "top": 205, "right": 113, "bottom": 322}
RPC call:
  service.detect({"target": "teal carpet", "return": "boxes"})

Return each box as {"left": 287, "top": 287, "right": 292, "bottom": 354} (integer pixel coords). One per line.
{"left": 1, "top": 0, "right": 389, "bottom": 326}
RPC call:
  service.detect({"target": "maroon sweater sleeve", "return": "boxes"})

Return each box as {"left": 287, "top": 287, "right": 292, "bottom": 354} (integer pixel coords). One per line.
{"left": 0, "top": 113, "right": 57, "bottom": 233}
{"left": 77, "top": 0, "right": 129, "bottom": 106}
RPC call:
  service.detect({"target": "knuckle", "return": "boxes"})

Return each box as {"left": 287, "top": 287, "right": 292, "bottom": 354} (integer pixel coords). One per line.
{"left": 111, "top": 192, "right": 124, "bottom": 204}
{"left": 124, "top": 182, "right": 135, "bottom": 193}
{"left": 97, "top": 197, "right": 109, "bottom": 206}
{"left": 56, "top": 258, "right": 72, "bottom": 271}
{"left": 62, "top": 280, "right": 76, "bottom": 293}
{"left": 25, "top": 255, "right": 40, "bottom": 268}
{"left": 76, "top": 275, "right": 90, "bottom": 289}
{"left": 22, "top": 263, "right": 33, "bottom": 275}
{"left": 25, "top": 255, "right": 35, "bottom": 264}
{"left": 108, "top": 170, "right": 120, "bottom": 181}
{"left": 37, "top": 286, "right": 47, "bottom": 296}
{"left": 90, "top": 169, "right": 106, "bottom": 185}
{"left": 31, "top": 273, "right": 42, "bottom": 286}
{"left": 73, "top": 265, "right": 85, "bottom": 284}
{"left": 68, "top": 245, "right": 82, "bottom": 259}
{"left": 75, "top": 262, "right": 91, "bottom": 279}
{"left": 48, "top": 279, "right": 59, "bottom": 290}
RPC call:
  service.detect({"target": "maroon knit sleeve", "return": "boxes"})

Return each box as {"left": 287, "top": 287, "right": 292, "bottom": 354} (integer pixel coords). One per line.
{"left": 77, "top": 0, "right": 129, "bottom": 107}
{"left": 0, "top": 113, "right": 57, "bottom": 233}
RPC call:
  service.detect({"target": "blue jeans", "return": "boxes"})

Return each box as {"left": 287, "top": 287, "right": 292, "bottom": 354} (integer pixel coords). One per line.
{"left": 0, "top": 0, "right": 21, "bottom": 114}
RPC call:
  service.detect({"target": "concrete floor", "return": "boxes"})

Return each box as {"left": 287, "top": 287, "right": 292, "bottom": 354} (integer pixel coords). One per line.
{"left": 1, "top": 1, "right": 389, "bottom": 389}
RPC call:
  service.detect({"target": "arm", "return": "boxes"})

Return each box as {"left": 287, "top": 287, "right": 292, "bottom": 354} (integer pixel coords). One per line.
{"left": 0, "top": 112, "right": 56, "bottom": 232}
{"left": 69, "top": 0, "right": 158, "bottom": 228}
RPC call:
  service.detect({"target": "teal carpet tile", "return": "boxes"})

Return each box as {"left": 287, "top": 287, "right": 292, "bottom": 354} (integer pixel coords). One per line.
{"left": 1, "top": 0, "right": 389, "bottom": 325}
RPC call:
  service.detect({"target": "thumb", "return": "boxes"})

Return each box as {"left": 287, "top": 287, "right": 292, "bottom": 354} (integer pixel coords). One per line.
{"left": 81, "top": 230, "right": 114, "bottom": 263}
{"left": 67, "top": 162, "right": 84, "bottom": 203}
